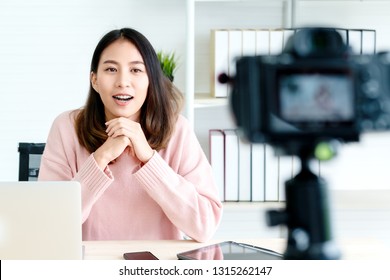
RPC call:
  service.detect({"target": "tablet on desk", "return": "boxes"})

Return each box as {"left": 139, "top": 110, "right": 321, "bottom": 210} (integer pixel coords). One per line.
{"left": 177, "top": 241, "right": 283, "bottom": 260}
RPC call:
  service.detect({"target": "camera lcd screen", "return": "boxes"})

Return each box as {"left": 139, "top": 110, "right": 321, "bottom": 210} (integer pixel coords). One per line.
{"left": 279, "top": 73, "right": 354, "bottom": 122}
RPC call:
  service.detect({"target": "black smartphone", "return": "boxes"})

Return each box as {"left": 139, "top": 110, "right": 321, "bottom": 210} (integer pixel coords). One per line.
{"left": 123, "top": 251, "right": 159, "bottom": 260}
{"left": 177, "top": 241, "right": 283, "bottom": 260}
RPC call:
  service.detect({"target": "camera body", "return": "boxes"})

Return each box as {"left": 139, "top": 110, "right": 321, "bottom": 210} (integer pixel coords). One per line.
{"left": 231, "top": 28, "right": 390, "bottom": 155}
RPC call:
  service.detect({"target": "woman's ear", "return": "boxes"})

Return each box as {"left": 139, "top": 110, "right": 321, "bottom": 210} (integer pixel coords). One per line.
{"left": 90, "top": 71, "right": 98, "bottom": 92}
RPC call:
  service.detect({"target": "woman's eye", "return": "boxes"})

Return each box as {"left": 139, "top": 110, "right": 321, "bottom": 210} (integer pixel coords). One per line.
{"left": 105, "top": 67, "right": 117, "bottom": 72}
{"left": 131, "top": 68, "right": 142, "bottom": 73}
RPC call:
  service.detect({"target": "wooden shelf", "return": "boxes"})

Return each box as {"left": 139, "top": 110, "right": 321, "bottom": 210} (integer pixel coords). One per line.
{"left": 194, "top": 93, "right": 228, "bottom": 108}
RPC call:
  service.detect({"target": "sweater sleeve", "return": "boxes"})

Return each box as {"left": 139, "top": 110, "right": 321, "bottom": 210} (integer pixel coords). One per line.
{"left": 38, "top": 111, "right": 114, "bottom": 223}
{"left": 133, "top": 116, "right": 223, "bottom": 242}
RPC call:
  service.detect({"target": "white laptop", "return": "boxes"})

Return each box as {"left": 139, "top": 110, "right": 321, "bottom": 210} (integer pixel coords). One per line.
{"left": 0, "top": 181, "right": 83, "bottom": 260}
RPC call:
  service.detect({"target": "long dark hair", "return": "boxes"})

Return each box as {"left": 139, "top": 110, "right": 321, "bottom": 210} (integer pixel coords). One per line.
{"left": 75, "top": 28, "right": 183, "bottom": 153}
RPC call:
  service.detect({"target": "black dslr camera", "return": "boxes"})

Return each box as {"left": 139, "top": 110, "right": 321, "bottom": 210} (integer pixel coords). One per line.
{"left": 231, "top": 27, "right": 390, "bottom": 155}
{"left": 227, "top": 27, "right": 390, "bottom": 259}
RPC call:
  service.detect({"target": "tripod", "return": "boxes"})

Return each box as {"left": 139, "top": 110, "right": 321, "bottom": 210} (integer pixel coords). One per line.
{"left": 267, "top": 147, "right": 341, "bottom": 260}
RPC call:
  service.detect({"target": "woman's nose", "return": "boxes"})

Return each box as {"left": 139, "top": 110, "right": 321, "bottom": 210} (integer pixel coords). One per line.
{"left": 116, "top": 72, "right": 131, "bottom": 88}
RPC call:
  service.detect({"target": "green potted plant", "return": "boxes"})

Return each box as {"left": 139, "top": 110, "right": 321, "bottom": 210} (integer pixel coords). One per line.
{"left": 157, "top": 50, "right": 177, "bottom": 82}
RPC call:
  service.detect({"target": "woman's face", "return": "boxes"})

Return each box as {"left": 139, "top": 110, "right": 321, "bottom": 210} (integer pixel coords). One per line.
{"left": 91, "top": 38, "right": 149, "bottom": 122}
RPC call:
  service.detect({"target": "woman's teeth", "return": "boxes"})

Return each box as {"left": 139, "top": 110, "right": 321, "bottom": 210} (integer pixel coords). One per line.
{"left": 113, "top": 95, "right": 133, "bottom": 101}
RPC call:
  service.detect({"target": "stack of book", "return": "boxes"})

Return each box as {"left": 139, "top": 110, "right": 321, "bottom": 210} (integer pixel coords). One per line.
{"left": 210, "top": 28, "right": 376, "bottom": 98}
{"left": 209, "top": 129, "right": 298, "bottom": 202}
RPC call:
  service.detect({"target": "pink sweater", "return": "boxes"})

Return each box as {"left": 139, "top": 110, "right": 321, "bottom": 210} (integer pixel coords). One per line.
{"left": 39, "top": 110, "right": 223, "bottom": 242}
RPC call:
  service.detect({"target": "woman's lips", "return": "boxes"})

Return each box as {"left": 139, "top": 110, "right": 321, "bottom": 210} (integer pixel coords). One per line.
{"left": 113, "top": 94, "right": 133, "bottom": 105}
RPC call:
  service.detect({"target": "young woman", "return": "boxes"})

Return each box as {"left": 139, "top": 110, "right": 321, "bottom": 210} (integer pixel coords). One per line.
{"left": 39, "top": 28, "right": 222, "bottom": 242}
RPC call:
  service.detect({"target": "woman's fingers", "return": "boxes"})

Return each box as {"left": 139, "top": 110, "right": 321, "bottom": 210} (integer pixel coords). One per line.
{"left": 104, "top": 117, "right": 153, "bottom": 163}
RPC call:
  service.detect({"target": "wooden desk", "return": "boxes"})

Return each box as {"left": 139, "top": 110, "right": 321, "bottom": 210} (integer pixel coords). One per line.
{"left": 83, "top": 238, "right": 389, "bottom": 260}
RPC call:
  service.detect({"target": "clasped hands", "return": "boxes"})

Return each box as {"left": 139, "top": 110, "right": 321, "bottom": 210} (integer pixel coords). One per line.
{"left": 94, "top": 117, "right": 154, "bottom": 170}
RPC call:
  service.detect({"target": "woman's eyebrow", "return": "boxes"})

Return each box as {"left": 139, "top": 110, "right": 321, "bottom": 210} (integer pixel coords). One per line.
{"left": 102, "top": 59, "right": 118, "bottom": 65}
{"left": 102, "top": 59, "right": 145, "bottom": 65}
{"left": 129, "top": 60, "right": 145, "bottom": 65}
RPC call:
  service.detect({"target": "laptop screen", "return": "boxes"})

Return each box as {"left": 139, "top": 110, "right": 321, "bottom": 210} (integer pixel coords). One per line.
{"left": 0, "top": 181, "right": 82, "bottom": 259}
